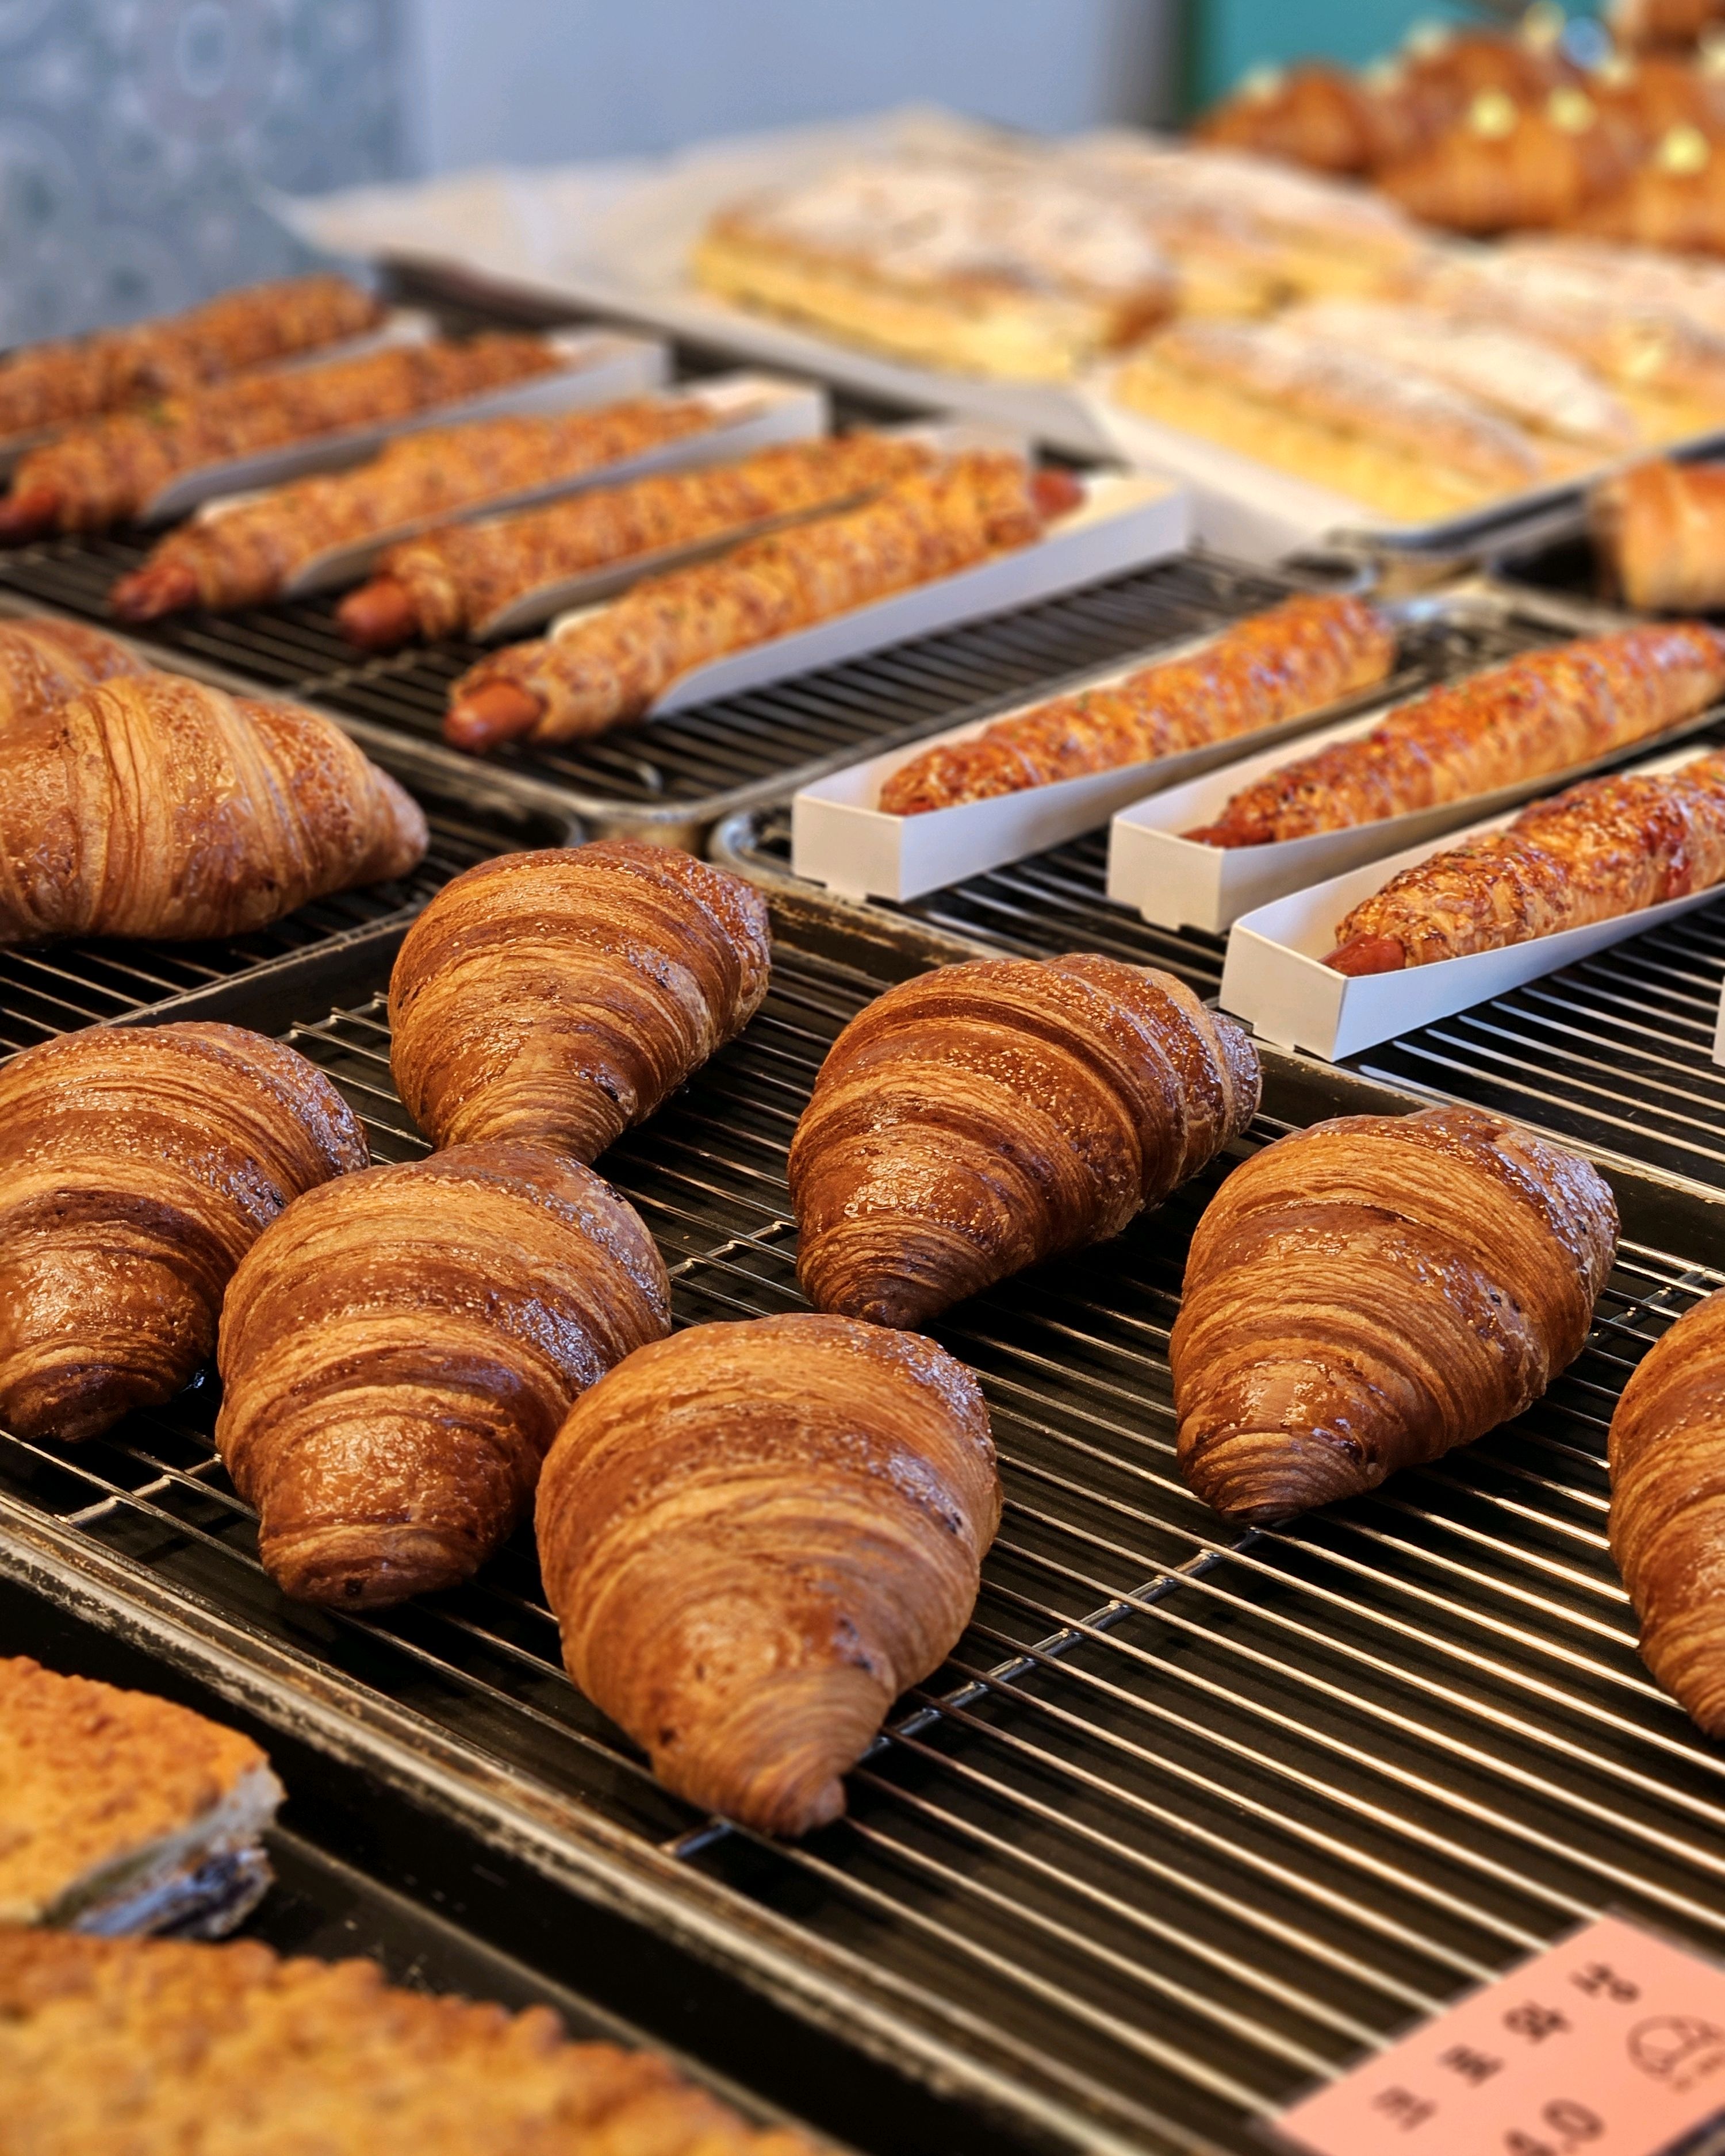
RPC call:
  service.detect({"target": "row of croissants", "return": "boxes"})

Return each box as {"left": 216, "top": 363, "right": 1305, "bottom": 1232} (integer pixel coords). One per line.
{"left": 5, "top": 808, "right": 1723, "bottom": 1832}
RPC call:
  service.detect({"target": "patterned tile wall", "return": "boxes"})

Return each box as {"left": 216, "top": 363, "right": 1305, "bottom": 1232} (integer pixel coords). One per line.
{"left": 0, "top": 0, "right": 407, "bottom": 344}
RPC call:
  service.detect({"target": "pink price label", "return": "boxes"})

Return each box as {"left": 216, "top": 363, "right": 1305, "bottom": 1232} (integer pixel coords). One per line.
{"left": 1274, "top": 1915, "right": 1725, "bottom": 2156}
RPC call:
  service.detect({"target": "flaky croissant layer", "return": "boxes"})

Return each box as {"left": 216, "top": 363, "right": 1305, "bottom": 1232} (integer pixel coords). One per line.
{"left": 1172, "top": 1105, "right": 1618, "bottom": 1521}
{"left": 216, "top": 1140, "right": 670, "bottom": 1609}
{"left": 0, "top": 1024, "right": 366, "bottom": 1444}
{"left": 536, "top": 1313, "right": 1000, "bottom": 1837}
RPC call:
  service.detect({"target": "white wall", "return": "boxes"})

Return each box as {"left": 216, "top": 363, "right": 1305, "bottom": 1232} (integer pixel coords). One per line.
{"left": 403, "top": 0, "right": 1174, "bottom": 174}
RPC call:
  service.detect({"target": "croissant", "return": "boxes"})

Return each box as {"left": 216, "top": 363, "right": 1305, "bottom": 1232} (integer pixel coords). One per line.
{"left": 0, "top": 672, "right": 427, "bottom": 946}
{"left": 1571, "top": 124, "right": 1725, "bottom": 252}
{"left": 443, "top": 452, "right": 1071, "bottom": 753}
{"left": 389, "top": 841, "right": 770, "bottom": 1163}
{"left": 0, "top": 273, "right": 380, "bottom": 441}
{"left": 0, "top": 1023, "right": 365, "bottom": 1444}
{"left": 1190, "top": 622, "right": 1725, "bottom": 847}
{"left": 338, "top": 431, "right": 932, "bottom": 650}
{"left": 1608, "top": 1288, "right": 1725, "bottom": 1731}
{"left": 877, "top": 593, "right": 1392, "bottom": 816}
{"left": 1195, "top": 64, "right": 1408, "bottom": 175}
{"left": 216, "top": 1140, "right": 670, "bottom": 1608}
{"left": 1593, "top": 458, "right": 1725, "bottom": 609}
{"left": 788, "top": 953, "right": 1260, "bottom": 1329}
{"left": 1380, "top": 89, "right": 1628, "bottom": 235}
{"left": 1173, "top": 1105, "right": 1619, "bottom": 1521}
{"left": 1612, "top": 0, "right": 1725, "bottom": 50}
{"left": 0, "top": 335, "right": 561, "bottom": 542}
{"left": 108, "top": 397, "right": 722, "bottom": 620}
{"left": 0, "top": 615, "right": 148, "bottom": 724}
{"left": 535, "top": 1313, "right": 1000, "bottom": 1836}
{"left": 1327, "top": 751, "right": 1725, "bottom": 975}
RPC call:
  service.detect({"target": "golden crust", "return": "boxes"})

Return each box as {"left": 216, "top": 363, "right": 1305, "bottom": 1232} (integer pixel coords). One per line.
{"left": 0, "top": 1659, "right": 275, "bottom": 1925}
{"left": 0, "top": 1926, "right": 823, "bottom": 2153}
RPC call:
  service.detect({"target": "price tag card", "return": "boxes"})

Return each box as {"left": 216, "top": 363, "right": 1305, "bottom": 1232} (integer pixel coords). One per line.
{"left": 1274, "top": 1915, "right": 1725, "bottom": 2156}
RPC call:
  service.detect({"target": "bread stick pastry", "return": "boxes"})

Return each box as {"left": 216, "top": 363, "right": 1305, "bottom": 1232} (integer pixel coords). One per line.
{"left": 0, "top": 273, "right": 380, "bottom": 442}
{"left": 446, "top": 451, "right": 1061, "bottom": 751}
{"left": 0, "top": 613, "right": 148, "bottom": 724}
{"left": 109, "top": 395, "right": 723, "bottom": 619}
{"left": 1326, "top": 751, "right": 1725, "bottom": 975}
{"left": 1379, "top": 86, "right": 1630, "bottom": 235}
{"left": 1608, "top": 1288, "right": 1725, "bottom": 1731}
{"left": 389, "top": 843, "right": 771, "bottom": 1162}
{"left": 216, "top": 1140, "right": 671, "bottom": 1608}
{"left": 788, "top": 954, "right": 1260, "bottom": 1328}
{"left": 339, "top": 431, "right": 930, "bottom": 650}
{"left": 1190, "top": 623, "right": 1725, "bottom": 847}
{"left": 0, "top": 1658, "right": 282, "bottom": 1938}
{"left": 693, "top": 151, "right": 1172, "bottom": 379}
{"left": 0, "top": 672, "right": 427, "bottom": 944}
{"left": 1113, "top": 317, "right": 1566, "bottom": 520}
{"left": 1593, "top": 456, "right": 1725, "bottom": 608}
{"left": 1172, "top": 1106, "right": 1617, "bottom": 1521}
{"left": 0, "top": 1927, "right": 825, "bottom": 2153}
{"left": 536, "top": 1313, "right": 1000, "bottom": 1836}
{"left": 0, "top": 1023, "right": 366, "bottom": 1443}
{"left": 0, "top": 333, "right": 562, "bottom": 541}
{"left": 878, "top": 593, "right": 1393, "bottom": 816}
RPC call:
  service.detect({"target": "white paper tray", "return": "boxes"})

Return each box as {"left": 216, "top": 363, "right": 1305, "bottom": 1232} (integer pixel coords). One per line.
{"left": 1221, "top": 745, "right": 1725, "bottom": 1062}
{"left": 789, "top": 605, "right": 1370, "bottom": 906}
{"left": 1109, "top": 694, "right": 1725, "bottom": 935}
{"left": 188, "top": 371, "right": 824, "bottom": 603}
{"left": 137, "top": 329, "right": 669, "bottom": 524}
{"left": 547, "top": 458, "right": 1190, "bottom": 722}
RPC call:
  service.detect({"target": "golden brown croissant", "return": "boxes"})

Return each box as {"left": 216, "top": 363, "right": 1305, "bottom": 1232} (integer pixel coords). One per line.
{"left": 1173, "top": 1105, "right": 1618, "bottom": 1521}
{"left": 443, "top": 452, "right": 1065, "bottom": 753}
{"left": 1612, "top": 0, "right": 1725, "bottom": 51}
{"left": 0, "top": 1927, "right": 824, "bottom": 2154}
{"left": 1191, "top": 622, "right": 1725, "bottom": 847}
{"left": 216, "top": 1140, "right": 670, "bottom": 1608}
{"left": 1327, "top": 751, "right": 1725, "bottom": 975}
{"left": 1380, "top": 88, "right": 1628, "bottom": 234}
{"left": 1194, "top": 63, "right": 1412, "bottom": 175}
{"left": 878, "top": 593, "right": 1393, "bottom": 815}
{"left": 0, "top": 335, "right": 560, "bottom": 542}
{"left": 788, "top": 953, "right": 1260, "bottom": 1329}
{"left": 1608, "top": 1288, "right": 1725, "bottom": 1731}
{"left": 108, "top": 397, "right": 722, "bottom": 620}
{"left": 535, "top": 1313, "right": 1000, "bottom": 1837}
{"left": 0, "top": 615, "right": 150, "bottom": 725}
{"left": 1593, "top": 458, "right": 1725, "bottom": 608}
{"left": 0, "top": 274, "right": 381, "bottom": 442}
{"left": 338, "top": 432, "right": 932, "bottom": 650}
{"left": 389, "top": 842, "right": 770, "bottom": 1163}
{"left": 1570, "top": 122, "right": 1725, "bottom": 251}
{"left": 0, "top": 672, "right": 428, "bottom": 946}
{"left": 0, "top": 1023, "right": 366, "bottom": 1444}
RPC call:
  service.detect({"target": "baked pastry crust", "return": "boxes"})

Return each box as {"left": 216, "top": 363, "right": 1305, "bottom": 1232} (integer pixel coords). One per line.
{"left": 0, "top": 1658, "right": 282, "bottom": 1937}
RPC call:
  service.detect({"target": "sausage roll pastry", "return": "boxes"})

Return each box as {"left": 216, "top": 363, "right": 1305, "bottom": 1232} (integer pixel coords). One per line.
{"left": 1327, "top": 751, "right": 1725, "bottom": 974}
{"left": 0, "top": 334, "right": 562, "bottom": 540}
{"left": 0, "top": 273, "right": 380, "bottom": 442}
{"left": 1593, "top": 457, "right": 1725, "bottom": 610}
{"left": 339, "top": 431, "right": 931, "bottom": 650}
{"left": 536, "top": 1313, "right": 1000, "bottom": 1837}
{"left": 0, "top": 1657, "right": 283, "bottom": 1939}
{"left": 879, "top": 593, "right": 1393, "bottom": 816}
{"left": 1174, "top": 1105, "right": 1617, "bottom": 1520}
{"left": 1609, "top": 1288, "right": 1725, "bottom": 1733}
{"left": 1191, "top": 622, "right": 1725, "bottom": 847}
{"left": 445, "top": 451, "right": 1061, "bottom": 752}
{"left": 693, "top": 151, "right": 1173, "bottom": 380}
{"left": 108, "top": 395, "right": 723, "bottom": 619}
{"left": 0, "top": 1929, "right": 824, "bottom": 2153}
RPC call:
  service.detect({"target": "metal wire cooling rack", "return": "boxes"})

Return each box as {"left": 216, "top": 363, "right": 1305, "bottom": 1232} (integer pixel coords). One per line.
{"left": 6, "top": 936, "right": 1725, "bottom": 2156}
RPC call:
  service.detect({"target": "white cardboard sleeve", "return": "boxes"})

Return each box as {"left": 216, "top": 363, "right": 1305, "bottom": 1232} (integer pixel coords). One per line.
{"left": 549, "top": 465, "right": 1190, "bottom": 722}
{"left": 188, "top": 372, "right": 825, "bottom": 603}
{"left": 1109, "top": 699, "right": 1725, "bottom": 935}
{"left": 1221, "top": 746, "right": 1725, "bottom": 1062}
{"left": 789, "top": 613, "right": 1370, "bottom": 905}
{"left": 137, "top": 329, "right": 669, "bottom": 524}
